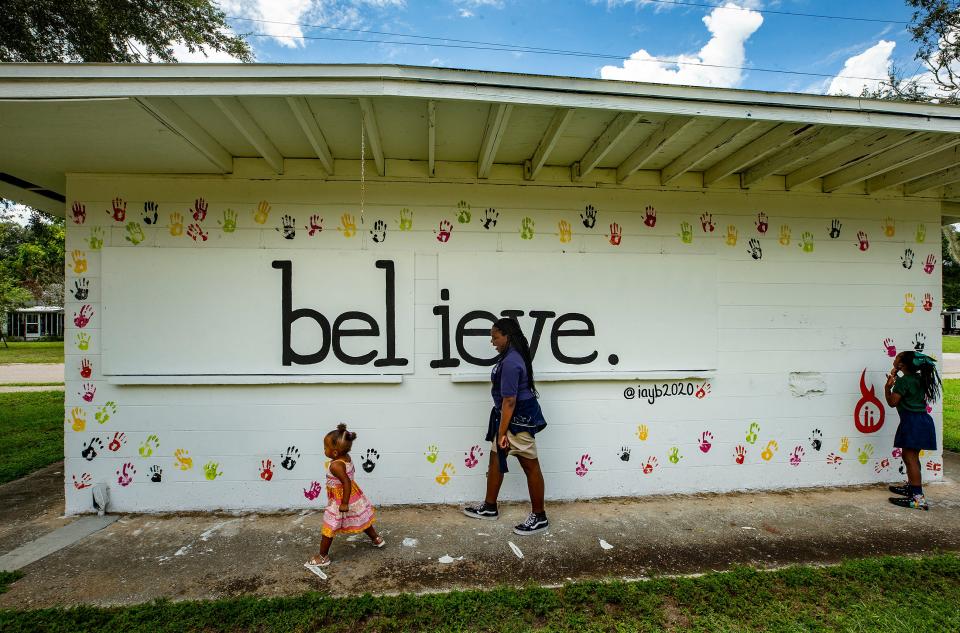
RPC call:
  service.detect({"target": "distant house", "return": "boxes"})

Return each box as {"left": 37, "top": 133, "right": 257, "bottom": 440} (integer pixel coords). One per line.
{"left": 6, "top": 306, "right": 64, "bottom": 340}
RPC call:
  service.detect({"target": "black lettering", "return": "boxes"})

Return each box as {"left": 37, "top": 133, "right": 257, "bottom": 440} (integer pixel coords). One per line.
{"left": 333, "top": 311, "right": 379, "bottom": 365}
{"left": 272, "top": 260, "right": 330, "bottom": 366}
{"left": 373, "top": 260, "right": 408, "bottom": 367}
{"left": 550, "top": 313, "right": 598, "bottom": 365}
{"left": 456, "top": 310, "right": 499, "bottom": 366}
{"left": 527, "top": 310, "right": 556, "bottom": 359}
{"left": 429, "top": 289, "right": 460, "bottom": 369}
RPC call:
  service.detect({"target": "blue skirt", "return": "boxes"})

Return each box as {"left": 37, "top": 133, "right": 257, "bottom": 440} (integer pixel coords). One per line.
{"left": 893, "top": 409, "right": 937, "bottom": 451}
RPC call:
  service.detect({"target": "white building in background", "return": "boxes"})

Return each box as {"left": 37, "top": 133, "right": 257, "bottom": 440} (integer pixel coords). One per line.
{"left": 0, "top": 65, "right": 952, "bottom": 513}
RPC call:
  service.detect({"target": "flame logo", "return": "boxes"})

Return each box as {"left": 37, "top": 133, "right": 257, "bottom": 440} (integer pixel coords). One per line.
{"left": 854, "top": 369, "right": 884, "bottom": 434}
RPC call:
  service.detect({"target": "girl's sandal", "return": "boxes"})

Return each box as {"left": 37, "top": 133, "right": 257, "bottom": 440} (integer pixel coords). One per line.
{"left": 371, "top": 536, "right": 386, "bottom": 548}
{"left": 307, "top": 555, "right": 331, "bottom": 567}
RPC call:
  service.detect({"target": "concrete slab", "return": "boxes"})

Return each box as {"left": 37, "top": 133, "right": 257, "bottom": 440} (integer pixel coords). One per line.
{"left": 0, "top": 515, "right": 117, "bottom": 572}
{"left": 943, "top": 353, "right": 960, "bottom": 379}
{"left": 0, "top": 462, "right": 72, "bottom": 556}
{"left": 0, "top": 363, "right": 64, "bottom": 384}
{"left": 0, "top": 452, "right": 957, "bottom": 609}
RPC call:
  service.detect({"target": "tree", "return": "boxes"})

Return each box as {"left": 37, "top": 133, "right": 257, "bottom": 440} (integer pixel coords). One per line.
{"left": 0, "top": 271, "right": 32, "bottom": 345}
{"left": 0, "top": 211, "right": 65, "bottom": 305}
{"left": 942, "top": 225, "right": 960, "bottom": 308}
{"left": 0, "top": 0, "right": 252, "bottom": 63}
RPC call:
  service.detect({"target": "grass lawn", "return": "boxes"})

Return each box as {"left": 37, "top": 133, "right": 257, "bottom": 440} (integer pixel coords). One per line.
{"left": 0, "top": 341, "right": 64, "bottom": 364}
{"left": 0, "top": 554, "right": 958, "bottom": 632}
{"left": 946, "top": 336, "right": 960, "bottom": 354}
{"left": 0, "top": 391, "right": 63, "bottom": 485}
{"left": 943, "top": 379, "right": 960, "bottom": 453}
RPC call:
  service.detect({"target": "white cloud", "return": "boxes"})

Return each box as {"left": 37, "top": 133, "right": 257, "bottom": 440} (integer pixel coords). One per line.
{"left": 600, "top": 2, "right": 763, "bottom": 88}
{"left": 825, "top": 40, "right": 895, "bottom": 96}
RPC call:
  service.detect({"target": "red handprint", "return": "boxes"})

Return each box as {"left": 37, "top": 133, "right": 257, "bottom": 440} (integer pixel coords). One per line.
{"left": 789, "top": 445, "right": 805, "bottom": 466}
{"left": 464, "top": 445, "right": 483, "bottom": 469}
{"left": 303, "top": 481, "right": 323, "bottom": 500}
{"left": 642, "top": 456, "right": 658, "bottom": 474}
{"left": 700, "top": 212, "right": 715, "bottom": 233}
{"left": 734, "top": 445, "right": 746, "bottom": 465}
{"left": 435, "top": 219, "right": 453, "bottom": 243}
{"left": 882, "top": 338, "right": 896, "bottom": 357}
{"left": 874, "top": 458, "right": 890, "bottom": 473}
{"left": 80, "top": 383, "right": 96, "bottom": 403}
{"left": 108, "top": 431, "right": 126, "bottom": 452}
{"left": 116, "top": 462, "right": 135, "bottom": 487}
{"left": 922, "top": 293, "right": 933, "bottom": 312}
{"left": 892, "top": 447, "right": 902, "bottom": 458}
{"left": 755, "top": 211, "right": 768, "bottom": 234}
{"left": 305, "top": 214, "right": 323, "bottom": 236}
{"left": 108, "top": 197, "right": 126, "bottom": 222}
{"left": 71, "top": 202, "right": 87, "bottom": 224}
{"left": 643, "top": 205, "right": 657, "bottom": 228}
{"left": 260, "top": 459, "right": 274, "bottom": 481}
{"left": 574, "top": 454, "right": 593, "bottom": 477}
{"left": 923, "top": 254, "right": 937, "bottom": 274}
{"left": 80, "top": 358, "right": 92, "bottom": 379}
{"left": 73, "top": 304, "right": 93, "bottom": 328}
{"left": 856, "top": 231, "right": 869, "bottom": 251}
{"left": 926, "top": 460, "right": 942, "bottom": 473}
{"left": 187, "top": 223, "right": 208, "bottom": 242}
{"left": 608, "top": 223, "right": 622, "bottom": 246}
{"left": 698, "top": 431, "right": 713, "bottom": 453}
{"left": 72, "top": 473, "right": 93, "bottom": 489}
{"left": 827, "top": 452, "right": 843, "bottom": 467}
{"left": 192, "top": 198, "right": 208, "bottom": 222}
{"left": 695, "top": 382, "right": 711, "bottom": 399}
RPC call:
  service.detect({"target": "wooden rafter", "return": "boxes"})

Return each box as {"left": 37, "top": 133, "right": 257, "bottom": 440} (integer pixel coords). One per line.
{"left": 136, "top": 97, "right": 233, "bottom": 173}
{"left": 428, "top": 100, "right": 436, "bottom": 178}
{"left": 702, "top": 122, "right": 813, "bottom": 187}
{"left": 213, "top": 97, "right": 284, "bottom": 174}
{"left": 866, "top": 144, "right": 960, "bottom": 193}
{"left": 905, "top": 164, "right": 960, "bottom": 195}
{"left": 822, "top": 133, "right": 960, "bottom": 192}
{"left": 784, "top": 130, "right": 915, "bottom": 190}
{"left": 358, "top": 98, "right": 385, "bottom": 177}
{"left": 286, "top": 96, "right": 333, "bottom": 175}
{"left": 478, "top": 103, "right": 512, "bottom": 179}
{"left": 660, "top": 119, "right": 757, "bottom": 186}
{"left": 740, "top": 126, "right": 855, "bottom": 188}
{"left": 572, "top": 112, "right": 640, "bottom": 181}
{"left": 616, "top": 116, "right": 695, "bottom": 183}
{"left": 524, "top": 108, "right": 574, "bottom": 181}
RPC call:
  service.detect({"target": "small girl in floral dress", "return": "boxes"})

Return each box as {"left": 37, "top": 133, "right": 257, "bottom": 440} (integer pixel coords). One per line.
{"left": 304, "top": 424, "right": 383, "bottom": 575}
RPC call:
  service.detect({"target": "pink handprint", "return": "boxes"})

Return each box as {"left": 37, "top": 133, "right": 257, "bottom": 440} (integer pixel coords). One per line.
{"left": 108, "top": 431, "right": 126, "bottom": 451}
{"left": 698, "top": 431, "right": 713, "bottom": 453}
{"left": 700, "top": 212, "right": 715, "bottom": 233}
{"left": 73, "top": 304, "right": 93, "bottom": 328}
{"left": 882, "top": 338, "right": 896, "bottom": 357}
{"left": 192, "top": 198, "right": 208, "bottom": 222}
{"left": 642, "top": 456, "right": 658, "bottom": 474}
{"left": 80, "top": 358, "right": 93, "bottom": 379}
{"left": 187, "top": 223, "right": 208, "bottom": 242}
{"left": 464, "top": 445, "right": 483, "bottom": 469}
{"left": 574, "top": 454, "right": 593, "bottom": 477}
{"left": 608, "top": 223, "right": 622, "bottom": 246}
{"left": 695, "top": 382, "right": 711, "bottom": 399}
{"left": 922, "top": 293, "right": 933, "bottom": 312}
{"left": 643, "top": 206, "right": 656, "bottom": 228}
{"left": 923, "top": 254, "right": 937, "bottom": 274}
{"left": 789, "top": 445, "right": 805, "bottom": 466}
{"left": 305, "top": 214, "right": 323, "bottom": 236}
{"left": 892, "top": 447, "right": 903, "bottom": 459}
{"left": 73, "top": 473, "right": 92, "bottom": 489}
{"left": 116, "top": 462, "right": 135, "bottom": 487}
{"left": 303, "top": 481, "right": 323, "bottom": 501}
{"left": 435, "top": 219, "right": 453, "bottom": 243}
{"left": 755, "top": 211, "right": 768, "bottom": 234}
{"left": 71, "top": 202, "right": 87, "bottom": 224}
{"left": 734, "top": 445, "right": 746, "bottom": 465}
{"left": 856, "top": 231, "right": 869, "bottom": 251}
{"left": 80, "top": 382, "right": 96, "bottom": 403}
{"left": 108, "top": 197, "right": 126, "bottom": 222}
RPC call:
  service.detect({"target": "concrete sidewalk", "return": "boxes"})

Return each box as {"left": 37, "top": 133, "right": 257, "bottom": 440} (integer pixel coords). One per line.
{"left": 0, "top": 454, "right": 958, "bottom": 610}
{"left": 0, "top": 362, "right": 64, "bottom": 388}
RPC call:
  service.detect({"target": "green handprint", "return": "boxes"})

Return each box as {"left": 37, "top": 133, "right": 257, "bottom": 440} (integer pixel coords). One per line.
{"left": 456, "top": 200, "right": 471, "bottom": 224}
{"left": 139, "top": 434, "right": 160, "bottom": 457}
{"left": 520, "top": 216, "right": 535, "bottom": 240}
{"left": 124, "top": 222, "right": 145, "bottom": 245}
{"left": 219, "top": 208, "right": 238, "bottom": 233}
{"left": 679, "top": 222, "right": 693, "bottom": 244}
{"left": 95, "top": 401, "right": 117, "bottom": 424}
{"left": 916, "top": 223, "right": 926, "bottom": 243}
{"left": 668, "top": 447, "right": 682, "bottom": 464}
{"left": 203, "top": 461, "right": 223, "bottom": 480}
{"left": 87, "top": 227, "right": 104, "bottom": 250}
{"left": 76, "top": 333, "right": 91, "bottom": 351}
{"left": 424, "top": 444, "right": 439, "bottom": 464}
{"left": 398, "top": 208, "right": 413, "bottom": 231}
{"left": 799, "top": 231, "right": 814, "bottom": 253}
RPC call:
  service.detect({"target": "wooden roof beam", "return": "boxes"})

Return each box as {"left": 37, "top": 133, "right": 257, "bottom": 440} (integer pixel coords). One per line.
{"left": 905, "top": 164, "right": 960, "bottom": 195}
{"left": 286, "top": 96, "right": 333, "bottom": 175}
{"left": 703, "top": 122, "right": 814, "bottom": 187}
{"left": 784, "top": 130, "right": 915, "bottom": 190}
{"left": 616, "top": 116, "right": 695, "bottom": 183}
{"left": 358, "top": 98, "right": 385, "bottom": 177}
{"left": 478, "top": 103, "right": 512, "bottom": 179}
{"left": 213, "top": 97, "right": 284, "bottom": 174}
{"left": 740, "top": 126, "right": 855, "bottom": 188}
{"left": 428, "top": 100, "right": 436, "bottom": 178}
{"left": 524, "top": 108, "right": 573, "bottom": 181}
{"left": 660, "top": 119, "right": 757, "bottom": 186}
{"left": 822, "top": 133, "right": 960, "bottom": 192}
{"left": 136, "top": 97, "right": 233, "bottom": 173}
{"left": 866, "top": 144, "right": 960, "bottom": 193}
{"left": 573, "top": 111, "right": 640, "bottom": 181}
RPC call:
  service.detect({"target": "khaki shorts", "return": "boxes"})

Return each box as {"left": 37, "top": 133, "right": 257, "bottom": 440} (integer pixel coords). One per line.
{"left": 493, "top": 431, "right": 538, "bottom": 460}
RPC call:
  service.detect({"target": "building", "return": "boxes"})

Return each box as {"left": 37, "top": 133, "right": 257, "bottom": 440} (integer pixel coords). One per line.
{"left": 0, "top": 64, "right": 950, "bottom": 513}
{"left": 5, "top": 306, "right": 64, "bottom": 340}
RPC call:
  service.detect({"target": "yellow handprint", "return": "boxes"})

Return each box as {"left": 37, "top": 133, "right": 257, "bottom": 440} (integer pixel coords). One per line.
{"left": 637, "top": 424, "right": 649, "bottom": 441}
{"left": 68, "top": 407, "right": 86, "bottom": 432}
{"left": 725, "top": 225, "right": 737, "bottom": 247}
{"left": 761, "top": 440, "right": 779, "bottom": 461}
{"left": 254, "top": 200, "right": 271, "bottom": 225}
{"left": 338, "top": 213, "right": 357, "bottom": 238}
{"left": 174, "top": 448, "right": 193, "bottom": 471}
{"left": 904, "top": 293, "right": 916, "bottom": 314}
{"left": 558, "top": 220, "right": 572, "bottom": 244}
{"left": 435, "top": 462, "right": 455, "bottom": 485}
{"left": 840, "top": 437, "right": 849, "bottom": 453}
{"left": 71, "top": 250, "right": 87, "bottom": 274}
{"left": 169, "top": 212, "right": 184, "bottom": 237}
{"left": 778, "top": 225, "right": 791, "bottom": 246}
{"left": 882, "top": 217, "right": 895, "bottom": 238}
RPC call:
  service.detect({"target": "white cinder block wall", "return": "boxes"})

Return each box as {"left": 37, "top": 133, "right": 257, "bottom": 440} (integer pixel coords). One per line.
{"left": 63, "top": 173, "right": 945, "bottom": 513}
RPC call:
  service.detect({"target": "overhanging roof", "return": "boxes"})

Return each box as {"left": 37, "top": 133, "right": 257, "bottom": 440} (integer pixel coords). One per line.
{"left": 3, "top": 63, "right": 960, "bottom": 217}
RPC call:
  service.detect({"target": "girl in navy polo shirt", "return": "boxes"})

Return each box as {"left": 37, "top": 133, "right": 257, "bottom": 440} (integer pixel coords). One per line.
{"left": 463, "top": 318, "right": 549, "bottom": 534}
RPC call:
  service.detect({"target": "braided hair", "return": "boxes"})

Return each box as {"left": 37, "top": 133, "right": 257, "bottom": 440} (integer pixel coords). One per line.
{"left": 493, "top": 317, "right": 538, "bottom": 398}
{"left": 899, "top": 351, "right": 942, "bottom": 403}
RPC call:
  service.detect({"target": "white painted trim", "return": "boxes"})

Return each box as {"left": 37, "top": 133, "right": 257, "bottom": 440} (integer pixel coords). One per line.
{"left": 449, "top": 370, "right": 715, "bottom": 383}
{"left": 106, "top": 374, "right": 404, "bottom": 385}
{"left": 358, "top": 97, "right": 385, "bottom": 177}
{"left": 428, "top": 100, "right": 436, "bottom": 178}
{"left": 573, "top": 112, "right": 640, "bottom": 181}
{"left": 134, "top": 97, "right": 233, "bottom": 173}
{"left": 525, "top": 108, "right": 573, "bottom": 181}
{"left": 212, "top": 96, "right": 284, "bottom": 174}
{"left": 477, "top": 103, "right": 512, "bottom": 179}
{"left": 286, "top": 96, "right": 334, "bottom": 174}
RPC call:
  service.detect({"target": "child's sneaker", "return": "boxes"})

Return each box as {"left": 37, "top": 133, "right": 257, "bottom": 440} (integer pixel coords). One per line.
{"left": 888, "top": 484, "right": 911, "bottom": 497}
{"left": 513, "top": 512, "right": 549, "bottom": 535}
{"left": 462, "top": 502, "right": 499, "bottom": 520}
{"left": 889, "top": 494, "right": 929, "bottom": 510}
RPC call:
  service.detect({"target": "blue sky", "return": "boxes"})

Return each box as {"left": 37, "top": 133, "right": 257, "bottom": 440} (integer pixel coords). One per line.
{"left": 199, "top": 1, "right": 923, "bottom": 95}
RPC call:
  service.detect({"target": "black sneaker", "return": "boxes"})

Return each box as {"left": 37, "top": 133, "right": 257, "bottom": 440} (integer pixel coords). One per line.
{"left": 462, "top": 503, "right": 499, "bottom": 520}
{"left": 513, "top": 513, "right": 549, "bottom": 535}
{"left": 889, "top": 495, "right": 929, "bottom": 510}
{"left": 888, "top": 484, "right": 911, "bottom": 497}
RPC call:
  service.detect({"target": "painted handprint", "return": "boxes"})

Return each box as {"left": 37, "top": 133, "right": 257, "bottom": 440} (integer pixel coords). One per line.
{"left": 281, "top": 446, "right": 300, "bottom": 470}
{"left": 926, "top": 460, "right": 942, "bottom": 473}
{"left": 138, "top": 434, "right": 160, "bottom": 457}
{"left": 882, "top": 217, "right": 895, "bottom": 238}
{"left": 923, "top": 254, "right": 937, "bottom": 274}
{"left": 192, "top": 198, "right": 208, "bottom": 222}
{"left": 71, "top": 202, "right": 86, "bottom": 224}
{"left": 558, "top": 220, "right": 572, "bottom": 243}
{"left": 456, "top": 200, "right": 472, "bottom": 224}
{"left": 116, "top": 462, "right": 135, "bottom": 487}
{"left": 637, "top": 424, "right": 649, "bottom": 441}
{"left": 187, "top": 223, "right": 208, "bottom": 242}
{"left": 482, "top": 208, "right": 498, "bottom": 229}
{"left": 916, "top": 223, "right": 926, "bottom": 243}
{"left": 108, "top": 197, "right": 127, "bottom": 222}
{"left": 71, "top": 250, "right": 87, "bottom": 274}
{"left": 755, "top": 211, "right": 769, "bottom": 234}
{"left": 747, "top": 238, "right": 762, "bottom": 260}
{"left": 219, "top": 209, "right": 238, "bottom": 233}
{"left": 397, "top": 208, "right": 413, "bottom": 231}
{"left": 923, "top": 292, "right": 934, "bottom": 312}
{"left": 857, "top": 444, "right": 874, "bottom": 465}
{"left": 87, "top": 227, "right": 104, "bottom": 250}
{"left": 424, "top": 444, "right": 439, "bottom": 464}
{"left": 95, "top": 401, "right": 116, "bottom": 424}
{"left": 734, "top": 445, "right": 746, "bottom": 465}
{"left": 695, "top": 383, "right": 711, "bottom": 399}
{"left": 667, "top": 447, "right": 682, "bottom": 464}
{"left": 254, "top": 200, "right": 271, "bottom": 225}
{"left": 76, "top": 333, "right": 90, "bottom": 351}
{"left": 68, "top": 407, "right": 86, "bottom": 432}
{"left": 435, "top": 462, "right": 455, "bottom": 485}
{"left": 789, "top": 445, "right": 804, "bottom": 466}
{"left": 760, "top": 440, "right": 778, "bottom": 462}
{"left": 303, "top": 214, "right": 322, "bottom": 236}
{"left": 303, "top": 481, "right": 322, "bottom": 500}
{"left": 79, "top": 382, "right": 96, "bottom": 403}
{"left": 203, "top": 461, "right": 222, "bottom": 481}
{"left": 108, "top": 432, "right": 126, "bottom": 452}
{"left": 274, "top": 215, "right": 295, "bottom": 240}
{"left": 827, "top": 452, "right": 843, "bottom": 467}
{"left": 369, "top": 219, "right": 387, "bottom": 243}
{"left": 362, "top": 449, "right": 380, "bottom": 473}
{"left": 73, "top": 473, "right": 92, "bottom": 489}
{"left": 904, "top": 293, "right": 916, "bottom": 314}
{"left": 913, "top": 332, "right": 926, "bottom": 352}
{"left": 829, "top": 218, "right": 842, "bottom": 239}
{"left": 778, "top": 225, "right": 791, "bottom": 246}
{"left": 810, "top": 429, "right": 823, "bottom": 451}
{"left": 81, "top": 438, "right": 103, "bottom": 461}
{"left": 642, "top": 456, "right": 658, "bottom": 474}
{"left": 745, "top": 422, "right": 760, "bottom": 445}
{"left": 174, "top": 448, "right": 193, "bottom": 471}
{"left": 856, "top": 231, "right": 869, "bottom": 251}
{"left": 464, "top": 445, "right": 483, "bottom": 469}
{"left": 619, "top": 446, "right": 631, "bottom": 462}
{"left": 72, "top": 278, "right": 89, "bottom": 301}
{"left": 840, "top": 437, "right": 849, "bottom": 453}
{"left": 260, "top": 459, "right": 274, "bottom": 481}
{"left": 725, "top": 225, "right": 738, "bottom": 247}
{"left": 799, "top": 231, "right": 814, "bottom": 253}
{"left": 80, "top": 358, "right": 92, "bottom": 379}
{"left": 581, "top": 204, "right": 597, "bottom": 229}
{"left": 335, "top": 213, "right": 356, "bottom": 238}
{"left": 520, "top": 216, "right": 535, "bottom": 240}
{"left": 575, "top": 454, "right": 593, "bottom": 476}
{"left": 698, "top": 431, "right": 713, "bottom": 453}
{"left": 902, "top": 248, "right": 915, "bottom": 269}
{"left": 679, "top": 222, "right": 693, "bottom": 244}
{"left": 435, "top": 219, "right": 453, "bottom": 243}
{"left": 74, "top": 304, "right": 93, "bottom": 328}
{"left": 169, "top": 212, "right": 184, "bottom": 237}
{"left": 125, "top": 222, "right": 145, "bottom": 245}
{"left": 143, "top": 201, "right": 159, "bottom": 225}
{"left": 700, "top": 212, "right": 715, "bottom": 233}
{"left": 874, "top": 458, "right": 891, "bottom": 473}
{"left": 608, "top": 222, "right": 622, "bottom": 246}
{"left": 643, "top": 205, "right": 656, "bottom": 228}
{"left": 150, "top": 466, "right": 162, "bottom": 482}
{"left": 883, "top": 338, "right": 896, "bottom": 357}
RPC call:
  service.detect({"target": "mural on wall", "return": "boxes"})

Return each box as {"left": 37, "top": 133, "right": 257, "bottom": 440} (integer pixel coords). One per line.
{"left": 854, "top": 370, "right": 885, "bottom": 434}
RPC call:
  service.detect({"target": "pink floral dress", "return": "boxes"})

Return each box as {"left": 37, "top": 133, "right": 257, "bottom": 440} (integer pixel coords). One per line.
{"left": 322, "top": 459, "right": 376, "bottom": 538}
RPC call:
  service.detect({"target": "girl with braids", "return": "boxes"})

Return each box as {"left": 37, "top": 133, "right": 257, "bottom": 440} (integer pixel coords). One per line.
{"left": 463, "top": 318, "right": 549, "bottom": 535}
{"left": 885, "top": 351, "right": 942, "bottom": 510}
{"left": 304, "top": 423, "right": 383, "bottom": 576}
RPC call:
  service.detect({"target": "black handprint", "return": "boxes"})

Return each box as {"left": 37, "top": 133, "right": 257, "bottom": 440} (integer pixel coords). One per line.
{"left": 280, "top": 446, "right": 300, "bottom": 470}
{"left": 81, "top": 438, "right": 103, "bottom": 461}
{"left": 362, "top": 448, "right": 380, "bottom": 473}
{"left": 748, "top": 238, "right": 762, "bottom": 260}
{"left": 902, "top": 248, "right": 914, "bottom": 270}
{"left": 150, "top": 465, "right": 163, "bottom": 483}
{"left": 370, "top": 219, "right": 387, "bottom": 243}
{"left": 581, "top": 204, "right": 597, "bottom": 229}
{"left": 618, "top": 446, "right": 631, "bottom": 462}
{"left": 277, "top": 215, "right": 296, "bottom": 240}
{"left": 143, "top": 201, "right": 159, "bottom": 225}
{"left": 73, "top": 278, "right": 89, "bottom": 301}
{"left": 829, "top": 219, "right": 842, "bottom": 239}
{"left": 913, "top": 332, "right": 926, "bottom": 352}
{"left": 482, "top": 208, "right": 499, "bottom": 230}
